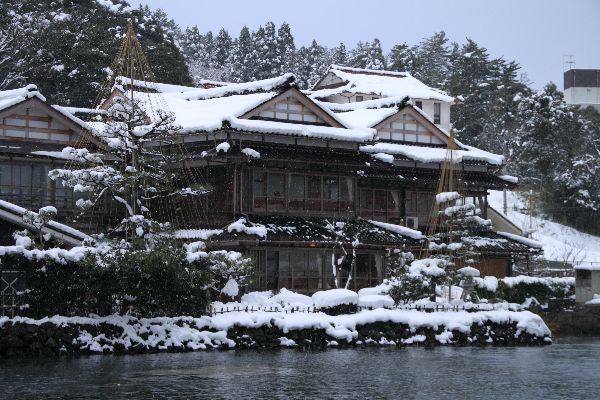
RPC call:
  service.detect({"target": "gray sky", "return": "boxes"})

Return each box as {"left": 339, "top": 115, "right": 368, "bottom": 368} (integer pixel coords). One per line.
{"left": 129, "top": 0, "right": 600, "bottom": 90}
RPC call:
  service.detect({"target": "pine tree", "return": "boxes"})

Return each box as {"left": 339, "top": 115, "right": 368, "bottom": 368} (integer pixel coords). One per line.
{"left": 49, "top": 95, "right": 207, "bottom": 238}
{"left": 213, "top": 28, "right": 233, "bottom": 68}
{"left": 231, "top": 25, "right": 254, "bottom": 82}
{"left": 0, "top": 0, "right": 192, "bottom": 106}
{"left": 295, "top": 40, "right": 327, "bottom": 89}
{"left": 202, "top": 31, "right": 215, "bottom": 68}
{"left": 388, "top": 42, "right": 416, "bottom": 73}
{"left": 180, "top": 26, "right": 203, "bottom": 60}
{"left": 349, "top": 41, "right": 369, "bottom": 68}
{"left": 277, "top": 22, "right": 296, "bottom": 74}
{"left": 329, "top": 43, "right": 348, "bottom": 66}
{"left": 414, "top": 31, "right": 450, "bottom": 88}
{"left": 251, "top": 22, "right": 280, "bottom": 80}
{"left": 365, "top": 38, "right": 386, "bottom": 70}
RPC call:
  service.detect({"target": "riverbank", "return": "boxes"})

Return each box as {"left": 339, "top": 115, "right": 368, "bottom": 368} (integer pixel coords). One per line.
{"left": 0, "top": 309, "right": 550, "bottom": 357}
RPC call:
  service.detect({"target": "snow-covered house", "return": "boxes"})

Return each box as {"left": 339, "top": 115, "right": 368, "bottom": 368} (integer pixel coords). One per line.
{"left": 0, "top": 72, "right": 540, "bottom": 290}
{"left": 0, "top": 85, "right": 109, "bottom": 240}
{"left": 309, "top": 65, "right": 455, "bottom": 131}
{"left": 85, "top": 73, "right": 538, "bottom": 289}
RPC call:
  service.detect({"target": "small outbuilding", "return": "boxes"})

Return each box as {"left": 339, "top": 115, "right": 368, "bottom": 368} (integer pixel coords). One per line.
{"left": 575, "top": 266, "right": 600, "bottom": 303}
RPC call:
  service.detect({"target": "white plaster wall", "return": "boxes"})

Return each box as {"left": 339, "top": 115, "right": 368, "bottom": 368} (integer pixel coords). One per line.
{"left": 565, "top": 87, "right": 600, "bottom": 106}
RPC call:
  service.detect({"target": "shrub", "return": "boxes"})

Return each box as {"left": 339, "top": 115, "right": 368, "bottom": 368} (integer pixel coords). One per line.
{"left": 473, "top": 276, "right": 575, "bottom": 304}
{"left": 4, "top": 238, "right": 253, "bottom": 318}
{"left": 388, "top": 274, "right": 431, "bottom": 304}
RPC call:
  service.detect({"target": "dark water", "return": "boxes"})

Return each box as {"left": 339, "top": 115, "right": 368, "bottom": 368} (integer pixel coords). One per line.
{"left": 1, "top": 337, "right": 599, "bottom": 400}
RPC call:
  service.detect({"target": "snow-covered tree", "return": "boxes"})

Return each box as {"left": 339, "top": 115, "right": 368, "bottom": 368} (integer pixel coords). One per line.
{"left": 276, "top": 22, "right": 296, "bottom": 75}
{"left": 329, "top": 43, "right": 348, "bottom": 66}
{"left": 413, "top": 31, "right": 450, "bottom": 88}
{"left": 388, "top": 42, "right": 417, "bottom": 73}
{"left": 295, "top": 40, "right": 328, "bottom": 89}
{"left": 230, "top": 26, "right": 254, "bottom": 82}
{"left": 0, "top": 0, "right": 192, "bottom": 105}
{"left": 49, "top": 96, "right": 208, "bottom": 239}
{"left": 213, "top": 28, "right": 233, "bottom": 68}
{"left": 349, "top": 39, "right": 386, "bottom": 70}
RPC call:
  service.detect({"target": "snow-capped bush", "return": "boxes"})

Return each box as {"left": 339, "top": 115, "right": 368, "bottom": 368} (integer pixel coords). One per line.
{"left": 312, "top": 289, "right": 358, "bottom": 315}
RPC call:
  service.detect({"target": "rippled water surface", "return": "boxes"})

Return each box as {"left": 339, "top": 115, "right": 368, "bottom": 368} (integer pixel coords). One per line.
{"left": 1, "top": 337, "right": 599, "bottom": 399}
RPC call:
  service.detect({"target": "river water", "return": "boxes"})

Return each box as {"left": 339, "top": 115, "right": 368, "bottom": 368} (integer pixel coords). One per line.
{"left": 1, "top": 337, "right": 599, "bottom": 400}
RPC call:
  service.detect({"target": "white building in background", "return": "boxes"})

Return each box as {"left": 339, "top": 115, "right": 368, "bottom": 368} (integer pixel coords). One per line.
{"left": 564, "top": 69, "right": 600, "bottom": 111}
{"left": 309, "top": 65, "right": 456, "bottom": 132}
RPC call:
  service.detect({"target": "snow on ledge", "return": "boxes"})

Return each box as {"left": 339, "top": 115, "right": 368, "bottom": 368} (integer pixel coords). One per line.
{"left": 359, "top": 143, "right": 504, "bottom": 165}
{"left": 496, "top": 231, "right": 543, "bottom": 249}
{"left": 227, "top": 218, "right": 268, "bottom": 238}
{"left": 368, "top": 220, "right": 424, "bottom": 240}
{"left": 499, "top": 175, "right": 519, "bottom": 184}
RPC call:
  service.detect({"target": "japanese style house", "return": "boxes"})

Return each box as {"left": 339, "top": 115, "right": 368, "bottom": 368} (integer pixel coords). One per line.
{"left": 0, "top": 67, "right": 541, "bottom": 293}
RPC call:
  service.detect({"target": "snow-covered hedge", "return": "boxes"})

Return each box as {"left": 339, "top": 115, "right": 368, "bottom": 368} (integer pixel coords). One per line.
{"left": 1, "top": 238, "right": 254, "bottom": 318}
{"left": 312, "top": 289, "right": 359, "bottom": 315}
{"left": 474, "top": 276, "right": 575, "bottom": 304}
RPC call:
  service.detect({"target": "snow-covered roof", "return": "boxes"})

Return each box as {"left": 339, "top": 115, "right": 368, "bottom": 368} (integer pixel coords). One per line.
{"left": 0, "top": 84, "right": 47, "bottom": 112}
{"left": 0, "top": 199, "right": 89, "bottom": 246}
{"left": 359, "top": 142, "right": 504, "bottom": 165}
{"left": 115, "top": 76, "right": 197, "bottom": 94}
{"left": 103, "top": 74, "right": 376, "bottom": 143}
{"left": 310, "top": 65, "right": 454, "bottom": 103}
{"left": 0, "top": 85, "right": 94, "bottom": 135}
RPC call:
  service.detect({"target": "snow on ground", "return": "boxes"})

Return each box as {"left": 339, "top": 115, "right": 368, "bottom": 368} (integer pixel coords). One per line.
{"left": 488, "top": 190, "right": 600, "bottom": 266}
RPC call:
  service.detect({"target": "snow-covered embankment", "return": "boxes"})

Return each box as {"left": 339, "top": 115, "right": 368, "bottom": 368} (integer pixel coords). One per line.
{"left": 0, "top": 309, "right": 551, "bottom": 356}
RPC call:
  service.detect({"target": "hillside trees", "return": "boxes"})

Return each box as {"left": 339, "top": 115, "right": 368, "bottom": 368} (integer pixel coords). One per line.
{"left": 0, "top": 0, "right": 192, "bottom": 106}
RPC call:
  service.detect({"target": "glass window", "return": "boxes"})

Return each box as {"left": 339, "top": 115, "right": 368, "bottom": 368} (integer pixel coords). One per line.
{"left": 266, "top": 251, "right": 279, "bottom": 291}
{"left": 360, "top": 189, "right": 373, "bottom": 210}
{"left": 267, "top": 173, "right": 285, "bottom": 210}
{"left": 339, "top": 177, "right": 354, "bottom": 211}
{"left": 323, "top": 177, "right": 338, "bottom": 211}
{"left": 417, "top": 192, "right": 435, "bottom": 222}
{"left": 288, "top": 175, "right": 305, "bottom": 210}
{"left": 434, "top": 102, "right": 441, "bottom": 124}
{"left": 253, "top": 171, "right": 266, "bottom": 210}
{"left": 278, "top": 251, "right": 291, "bottom": 289}
{"left": 373, "top": 190, "right": 386, "bottom": 211}
{"left": 405, "top": 191, "right": 417, "bottom": 216}
{"left": 307, "top": 176, "right": 321, "bottom": 210}
{"left": 415, "top": 101, "right": 423, "bottom": 109}
{"left": 387, "top": 191, "right": 400, "bottom": 212}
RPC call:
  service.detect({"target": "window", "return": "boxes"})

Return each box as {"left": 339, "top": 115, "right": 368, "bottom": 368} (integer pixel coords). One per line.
{"left": 359, "top": 189, "right": 400, "bottom": 222}
{"left": 339, "top": 177, "right": 353, "bottom": 211}
{"left": 288, "top": 175, "right": 305, "bottom": 210}
{"left": 253, "top": 170, "right": 356, "bottom": 213}
{"left": 355, "top": 95, "right": 364, "bottom": 102}
{"left": 307, "top": 176, "right": 321, "bottom": 211}
{"left": 415, "top": 101, "right": 423, "bottom": 109}
{"left": 267, "top": 173, "right": 285, "bottom": 210}
{"left": 253, "top": 172, "right": 266, "bottom": 210}
{"left": 277, "top": 250, "right": 326, "bottom": 293}
{"left": 355, "top": 254, "right": 382, "bottom": 290}
{"left": 433, "top": 102, "right": 441, "bottom": 124}
{"left": 323, "top": 177, "right": 339, "bottom": 211}
{"left": 373, "top": 190, "right": 386, "bottom": 214}
{"left": 0, "top": 163, "right": 54, "bottom": 209}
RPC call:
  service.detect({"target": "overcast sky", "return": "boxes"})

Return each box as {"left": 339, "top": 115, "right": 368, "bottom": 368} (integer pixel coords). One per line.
{"left": 129, "top": 0, "right": 599, "bottom": 90}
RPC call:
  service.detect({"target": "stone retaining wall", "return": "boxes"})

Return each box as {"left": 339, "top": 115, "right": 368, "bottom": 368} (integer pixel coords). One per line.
{"left": 0, "top": 315, "right": 550, "bottom": 357}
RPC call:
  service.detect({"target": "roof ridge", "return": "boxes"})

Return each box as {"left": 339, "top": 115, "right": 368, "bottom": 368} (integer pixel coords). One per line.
{"left": 330, "top": 64, "right": 410, "bottom": 78}
{"left": 181, "top": 73, "right": 296, "bottom": 101}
